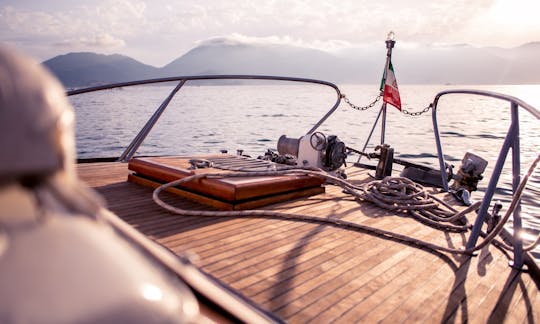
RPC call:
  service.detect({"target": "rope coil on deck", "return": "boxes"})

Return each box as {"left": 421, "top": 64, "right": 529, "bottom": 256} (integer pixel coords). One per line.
{"left": 359, "top": 177, "right": 470, "bottom": 232}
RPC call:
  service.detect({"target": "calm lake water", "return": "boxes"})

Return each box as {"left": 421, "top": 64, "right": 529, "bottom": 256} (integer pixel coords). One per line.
{"left": 69, "top": 82, "right": 540, "bottom": 261}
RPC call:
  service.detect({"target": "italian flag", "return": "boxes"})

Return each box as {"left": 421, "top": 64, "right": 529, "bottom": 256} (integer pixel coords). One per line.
{"left": 380, "top": 60, "right": 402, "bottom": 110}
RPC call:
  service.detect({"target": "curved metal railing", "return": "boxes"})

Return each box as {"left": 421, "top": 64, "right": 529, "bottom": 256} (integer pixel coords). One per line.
{"left": 431, "top": 89, "right": 540, "bottom": 268}
{"left": 68, "top": 75, "right": 342, "bottom": 162}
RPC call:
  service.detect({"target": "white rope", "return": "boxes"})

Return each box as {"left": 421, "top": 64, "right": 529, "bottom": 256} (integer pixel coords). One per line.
{"left": 152, "top": 154, "right": 540, "bottom": 255}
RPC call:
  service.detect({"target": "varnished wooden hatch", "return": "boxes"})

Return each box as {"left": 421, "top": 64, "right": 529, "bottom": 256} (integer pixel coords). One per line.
{"left": 127, "top": 155, "right": 325, "bottom": 210}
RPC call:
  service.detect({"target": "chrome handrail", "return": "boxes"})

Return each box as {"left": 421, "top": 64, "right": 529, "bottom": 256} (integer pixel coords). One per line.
{"left": 431, "top": 89, "right": 539, "bottom": 269}
{"left": 118, "top": 80, "right": 186, "bottom": 162}
{"left": 67, "top": 75, "right": 342, "bottom": 161}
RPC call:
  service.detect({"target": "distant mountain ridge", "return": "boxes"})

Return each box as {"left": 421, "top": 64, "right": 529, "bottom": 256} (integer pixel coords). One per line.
{"left": 43, "top": 52, "right": 158, "bottom": 87}
{"left": 42, "top": 41, "right": 540, "bottom": 87}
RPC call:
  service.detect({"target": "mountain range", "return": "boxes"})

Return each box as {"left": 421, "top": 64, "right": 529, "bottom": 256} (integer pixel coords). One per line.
{"left": 42, "top": 41, "right": 540, "bottom": 87}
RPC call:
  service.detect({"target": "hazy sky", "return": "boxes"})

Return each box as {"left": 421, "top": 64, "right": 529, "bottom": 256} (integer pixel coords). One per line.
{"left": 1, "top": 0, "right": 539, "bottom": 66}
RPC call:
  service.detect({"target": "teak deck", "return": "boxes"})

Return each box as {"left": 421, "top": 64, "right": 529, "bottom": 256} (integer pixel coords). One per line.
{"left": 77, "top": 158, "right": 540, "bottom": 323}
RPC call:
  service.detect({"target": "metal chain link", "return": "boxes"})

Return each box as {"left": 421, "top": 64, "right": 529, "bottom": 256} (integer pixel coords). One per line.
{"left": 342, "top": 92, "right": 432, "bottom": 117}
{"left": 341, "top": 93, "right": 382, "bottom": 111}
{"left": 402, "top": 104, "right": 433, "bottom": 117}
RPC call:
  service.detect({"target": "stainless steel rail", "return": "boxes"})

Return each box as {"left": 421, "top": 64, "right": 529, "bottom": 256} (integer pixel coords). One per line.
{"left": 67, "top": 75, "right": 342, "bottom": 161}
{"left": 431, "top": 89, "right": 540, "bottom": 269}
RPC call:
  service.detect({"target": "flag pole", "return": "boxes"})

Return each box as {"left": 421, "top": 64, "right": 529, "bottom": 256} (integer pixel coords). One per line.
{"left": 381, "top": 32, "right": 396, "bottom": 144}
{"left": 381, "top": 105, "right": 387, "bottom": 144}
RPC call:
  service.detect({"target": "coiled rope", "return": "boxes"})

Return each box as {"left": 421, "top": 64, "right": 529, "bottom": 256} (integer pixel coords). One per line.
{"left": 359, "top": 177, "right": 470, "bottom": 232}
{"left": 153, "top": 154, "right": 540, "bottom": 256}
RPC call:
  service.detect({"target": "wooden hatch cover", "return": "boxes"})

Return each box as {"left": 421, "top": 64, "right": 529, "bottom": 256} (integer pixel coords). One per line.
{"left": 127, "top": 155, "right": 325, "bottom": 210}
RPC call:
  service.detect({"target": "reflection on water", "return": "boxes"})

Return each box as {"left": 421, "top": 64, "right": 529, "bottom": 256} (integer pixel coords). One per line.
{"left": 70, "top": 83, "right": 540, "bottom": 262}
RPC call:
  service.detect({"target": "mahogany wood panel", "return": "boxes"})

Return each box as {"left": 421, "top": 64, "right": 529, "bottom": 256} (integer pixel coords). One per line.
{"left": 128, "top": 156, "right": 325, "bottom": 202}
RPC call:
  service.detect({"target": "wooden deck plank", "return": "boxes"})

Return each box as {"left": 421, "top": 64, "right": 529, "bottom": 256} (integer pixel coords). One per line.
{"left": 263, "top": 234, "right": 407, "bottom": 316}
{"left": 247, "top": 237, "right": 381, "bottom": 302}
{"left": 266, "top": 222, "right": 441, "bottom": 319}
{"left": 190, "top": 209, "right": 394, "bottom": 264}
{"left": 506, "top": 271, "right": 539, "bottom": 323}
{"left": 426, "top": 246, "right": 510, "bottom": 323}
{"left": 221, "top": 217, "right": 407, "bottom": 290}
{"left": 76, "top": 161, "right": 539, "bottom": 323}
{"left": 329, "top": 246, "right": 437, "bottom": 322}
{"left": 301, "top": 225, "right": 444, "bottom": 322}
{"left": 207, "top": 227, "right": 346, "bottom": 282}
{"left": 173, "top": 219, "right": 307, "bottom": 256}
{"left": 173, "top": 200, "right": 356, "bottom": 256}
{"left": 226, "top": 229, "right": 367, "bottom": 291}
{"left": 445, "top": 248, "right": 519, "bottom": 323}
{"left": 402, "top": 245, "right": 506, "bottom": 323}
{"left": 381, "top": 254, "right": 459, "bottom": 323}
{"left": 470, "top": 270, "right": 538, "bottom": 324}
{"left": 526, "top": 284, "right": 540, "bottom": 324}
{"left": 520, "top": 277, "right": 540, "bottom": 323}
{"left": 161, "top": 217, "right": 281, "bottom": 250}
{"left": 198, "top": 222, "right": 331, "bottom": 272}
{"left": 364, "top": 249, "right": 452, "bottom": 323}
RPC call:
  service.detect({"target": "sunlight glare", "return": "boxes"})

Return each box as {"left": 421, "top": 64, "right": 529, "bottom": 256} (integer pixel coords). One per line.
{"left": 488, "top": 0, "right": 539, "bottom": 28}
{"left": 141, "top": 283, "right": 163, "bottom": 302}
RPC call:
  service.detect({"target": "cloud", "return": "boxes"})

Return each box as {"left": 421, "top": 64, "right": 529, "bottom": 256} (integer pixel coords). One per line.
{"left": 159, "top": 0, "right": 498, "bottom": 51}
{"left": 0, "top": 1, "right": 147, "bottom": 39}
{"left": 0, "top": 5, "right": 65, "bottom": 36}
{"left": 1, "top": 0, "right": 538, "bottom": 66}
{"left": 53, "top": 33, "right": 126, "bottom": 49}
{"left": 197, "top": 34, "right": 301, "bottom": 47}
{"left": 197, "top": 33, "right": 354, "bottom": 53}
{"left": 0, "top": 1, "right": 145, "bottom": 60}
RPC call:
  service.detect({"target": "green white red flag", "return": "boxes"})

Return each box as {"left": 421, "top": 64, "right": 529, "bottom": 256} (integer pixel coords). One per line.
{"left": 380, "top": 60, "right": 402, "bottom": 110}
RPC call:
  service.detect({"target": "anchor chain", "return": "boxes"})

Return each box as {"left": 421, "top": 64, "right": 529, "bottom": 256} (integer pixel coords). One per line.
{"left": 341, "top": 93, "right": 382, "bottom": 111}
{"left": 342, "top": 92, "right": 432, "bottom": 117}
{"left": 402, "top": 103, "right": 433, "bottom": 117}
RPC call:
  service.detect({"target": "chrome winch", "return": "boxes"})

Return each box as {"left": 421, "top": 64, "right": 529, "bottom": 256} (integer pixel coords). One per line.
{"left": 277, "top": 132, "right": 347, "bottom": 172}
